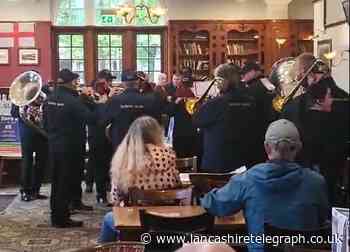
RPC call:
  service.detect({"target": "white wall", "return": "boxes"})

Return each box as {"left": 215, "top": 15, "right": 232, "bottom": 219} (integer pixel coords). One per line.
{"left": 0, "top": 0, "right": 314, "bottom": 23}
{"left": 164, "top": 0, "right": 272, "bottom": 20}
{"left": 314, "top": 0, "right": 349, "bottom": 93}
{"left": 288, "top": 0, "right": 313, "bottom": 19}
{"left": 0, "top": 0, "right": 51, "bottom": 21}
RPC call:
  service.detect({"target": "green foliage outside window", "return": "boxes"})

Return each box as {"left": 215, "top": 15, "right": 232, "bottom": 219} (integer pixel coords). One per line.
{"left": 58, "top": 34, "right": 85, "bottom": 84}
{"left": 136, "top": 33, "right": 161, "bottom": 82}
{"left": 56, "top": 0, "right": 85, "bottom": 26}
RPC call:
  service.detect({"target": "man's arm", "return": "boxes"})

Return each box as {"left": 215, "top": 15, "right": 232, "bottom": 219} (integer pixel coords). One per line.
{"left": 71, "top": 97, "right": 97, "bottom": 125}
{"left": 200, "top": 175, "right": 246, "bottom": 217}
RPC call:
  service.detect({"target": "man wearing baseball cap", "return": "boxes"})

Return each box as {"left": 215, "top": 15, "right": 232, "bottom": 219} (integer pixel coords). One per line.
{"left": 44, "top": 69, "right": 96, "bottom": 227}
{"left": 201, "top": 119, "right": 329, "bottom": 251}
{"left": 102, "top": 70, "right": 162, "bottom": 150}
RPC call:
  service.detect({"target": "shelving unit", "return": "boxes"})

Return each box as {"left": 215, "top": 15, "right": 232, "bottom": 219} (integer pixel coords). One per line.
{"left": 226, "top": 29, "right": 261, "bottom": 68}
{"left": 178, "top": 30, "right": 210, "bottom": 80}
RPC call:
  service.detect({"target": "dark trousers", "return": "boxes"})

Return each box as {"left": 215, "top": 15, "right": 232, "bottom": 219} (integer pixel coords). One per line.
{"left": 88, "top": 143, "right": 112, "bottom": 199}
{"left": 70, "top": 153, "right": 85, "bottom": 206}
{"left": 173, "top": 135, "right": 196, "bottom": 158}
{"left": 50, "top": 151, "right": 75, "bottom": 223}
{"left": 20, "top": 135, "right": 48, "bottom": 194}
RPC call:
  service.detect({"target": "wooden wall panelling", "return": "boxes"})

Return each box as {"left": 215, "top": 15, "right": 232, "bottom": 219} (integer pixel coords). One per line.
{"left": 265, "top": 20, "right": 291, "bottom": 72}
{"left": 85, "top": 27, "right": 96, "bottom": 86}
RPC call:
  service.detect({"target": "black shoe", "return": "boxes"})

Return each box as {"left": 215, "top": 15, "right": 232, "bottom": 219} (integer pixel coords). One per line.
{"left": 20, "top": 192, "right": 35, "bottom": 202}
{"left": 71, "top": 202, "right": 93, "bottom": 211}
{"left": 85, "top": 184, "right": 93, "bottom": 193}
{"left": 33, "top": 193, "right": 48, "bottom": 200}
{"left": 52, "top": 219, "right": 83, "bottom": 228}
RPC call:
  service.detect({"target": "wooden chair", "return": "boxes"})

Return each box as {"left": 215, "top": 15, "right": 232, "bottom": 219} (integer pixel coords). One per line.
{"left": 129, "top": 186, "right": 193, "bottom": 206}
{"left": 189, "top": 173, "right": 232, "bottom": 195}
{"left": 176, "top": 156, "right": 198, "bottom": 172}
{"left": 75, "top": 241, "right": 145, "bottom": 252}
{"left": 140, "top": 209, "right": 214, "bottom": 233}
{"left": 264, "top": 223, "right": 332, "bottom": 252}
{"left": 139, "top": 209, "right": 214, "bottom": 251}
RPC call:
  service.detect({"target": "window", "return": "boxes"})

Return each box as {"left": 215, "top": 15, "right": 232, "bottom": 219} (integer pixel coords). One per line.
{"left": 97, "top": 34, "right": 123, "bottom": 82}
{"left": 56, "top": 0, "right": 85, "bottom": 26}
{"left": 136, "top": 33, "right": 162, "bottom": 82}
{"left": 57, "top": 34, "right": 85, "bottom": 84}
{"left": 95, "top": 0, "right": 124, "bottom": 26}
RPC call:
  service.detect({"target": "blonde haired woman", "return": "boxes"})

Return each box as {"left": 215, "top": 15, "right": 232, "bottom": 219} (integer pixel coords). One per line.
{"left": 99, "top": 116, "right": 181, "bottom": 243}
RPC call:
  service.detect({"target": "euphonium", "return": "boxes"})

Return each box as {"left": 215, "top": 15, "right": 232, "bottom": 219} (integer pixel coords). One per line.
{"left": 9, "top": 71, "right": 47, "bottom": 137}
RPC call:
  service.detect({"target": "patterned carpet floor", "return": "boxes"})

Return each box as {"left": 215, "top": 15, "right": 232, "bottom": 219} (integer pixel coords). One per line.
{"left": 0, "top": 185, "right": 110, "bottom": 252}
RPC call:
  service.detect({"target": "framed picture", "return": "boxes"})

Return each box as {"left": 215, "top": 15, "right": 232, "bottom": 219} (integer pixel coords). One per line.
{"left": 324, "top": 0, "right": 347, "bottom": 28}
{"left": 317, "top": 39, "right": 332, "bottom": 70}
{"left": 18, "top": 48, "right": 40, "bottom": 65}
{"left": 0, "top": 48, "right": 10, "bottom": 65}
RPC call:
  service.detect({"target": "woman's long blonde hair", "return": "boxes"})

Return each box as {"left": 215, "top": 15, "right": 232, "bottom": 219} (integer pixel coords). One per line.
{"left": 110, "top": 116, "right": 164, "bottom": 193}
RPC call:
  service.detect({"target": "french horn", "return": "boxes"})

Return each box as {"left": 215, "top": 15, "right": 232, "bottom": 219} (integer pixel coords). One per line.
{"left": 9, "top": 71, "right": 48, "bottom": 137}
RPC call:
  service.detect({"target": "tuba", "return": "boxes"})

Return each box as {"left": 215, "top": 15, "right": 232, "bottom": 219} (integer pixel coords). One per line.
{"left": 9, "top": 71, "right": 47, "bottom": 137}
{"left": 270, "top": 57, "right": 323, "bottom": 112}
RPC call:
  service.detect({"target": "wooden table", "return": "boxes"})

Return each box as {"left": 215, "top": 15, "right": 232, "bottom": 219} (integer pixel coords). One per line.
{"left": 113, "top": 206, "right": 246, "bottom": 241}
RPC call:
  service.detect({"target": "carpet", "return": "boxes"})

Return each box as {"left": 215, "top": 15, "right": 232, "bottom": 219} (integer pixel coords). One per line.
{"left": 0, "top": 194, "right": 16, "bottom": 212}
{"left": 0, "top": 185, "right": 110, "bottom": 252}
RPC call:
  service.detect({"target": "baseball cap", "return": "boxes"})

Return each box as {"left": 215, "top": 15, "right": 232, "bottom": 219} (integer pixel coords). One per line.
{"left": 97, "top": 69, "right": 116, "bottom": 81}
{"left": 241, "top": 62, "right": 261, "bottom": 75}
{"left": 121, "top": 71, "right": 138, "bottom": 82}
{"left": 57, "top": 69, "right": 79, "bottom": 84}
{"left": 265, "top": 119, "right": 301, "bottom": 145}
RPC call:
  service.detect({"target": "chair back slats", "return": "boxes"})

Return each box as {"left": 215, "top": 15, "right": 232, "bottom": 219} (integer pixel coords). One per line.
{"left": 139, "top": 209, "right": 214, "bottom": 233}
{"left": 176, "top": 156, "right": 198, "bottom": 172}
{"left": 189, "top": 173, "right": 232, "bottom": 196}
{"left": 129, "top": 186, "right": 193, "bottom": 206}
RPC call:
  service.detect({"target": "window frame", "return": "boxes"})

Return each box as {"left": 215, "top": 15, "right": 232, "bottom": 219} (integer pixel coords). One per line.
{"left": 135, "top": 29, "right": 165, "bottom": 82}
{"left": 96, "top": 32, "right": 124, "bottom": 82}
{"left": 53, "top": 27, "right": 87, "bottom": 85}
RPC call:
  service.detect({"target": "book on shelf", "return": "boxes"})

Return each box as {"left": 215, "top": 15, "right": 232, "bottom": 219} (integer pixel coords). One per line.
{"left": 182, "top": 42, "right": 207, "bottom": 56}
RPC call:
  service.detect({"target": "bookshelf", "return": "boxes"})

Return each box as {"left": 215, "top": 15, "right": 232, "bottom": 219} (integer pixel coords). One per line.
{"left": 226, "top": 29, "right": 261, "bottom": 68}
{"left": 178, "top": 30, "right": 210, "bottom": 80}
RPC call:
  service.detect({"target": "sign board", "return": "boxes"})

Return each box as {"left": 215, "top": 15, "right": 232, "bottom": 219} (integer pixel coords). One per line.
{"left": 101, "top": 15, "right": 117, "bottom": 25}
{"left": 0, "top": 116, "right": 21, "bottom": 157}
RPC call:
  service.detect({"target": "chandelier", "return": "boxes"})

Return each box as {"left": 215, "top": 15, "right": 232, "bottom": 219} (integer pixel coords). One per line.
{"left": 102, "top": 0, "right": 167, "bottom": 24}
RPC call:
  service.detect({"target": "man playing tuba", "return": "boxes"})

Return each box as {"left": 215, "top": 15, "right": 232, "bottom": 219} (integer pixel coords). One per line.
{"left": 10, "top": 71, "right": 49, "bottom": 202}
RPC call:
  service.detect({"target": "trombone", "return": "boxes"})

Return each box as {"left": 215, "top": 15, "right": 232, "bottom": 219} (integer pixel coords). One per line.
{"left": 271, "top": 58, "right": 324, "bottom": 112}
{"left": 185, "top": 77, "right": 223, "bottom": 115}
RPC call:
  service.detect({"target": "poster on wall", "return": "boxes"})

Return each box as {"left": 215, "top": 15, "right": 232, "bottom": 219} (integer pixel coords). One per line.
{"left": 0, "top": 116, "right": 21, "bottom": 157}
{"left": 18, "top": 48, "right": 40, "bottom": 65}
{"left": 0, "top": 48, "right": 10, "bottom": 65}
{"left": 324, "top": 0, "right": 348, "bottom": 27}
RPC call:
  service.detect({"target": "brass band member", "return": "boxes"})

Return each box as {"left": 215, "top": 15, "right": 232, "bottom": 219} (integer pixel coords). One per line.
{"left": 44, "top": 69, "right": 96, "bottom": 228}
{"left": 193, "top": 63, "right": 261, "bottom": 172}
{"left": 281, "top": 53, "right": 349, "bottom": 205}
{"left": 102, "top": 70, "right": 163, "bottom": 151}
{"left": 85, "top": 70, "right": 115, "bottom": 205}
{"left": 10, "top": 75, "right": 49, "bottom": 202}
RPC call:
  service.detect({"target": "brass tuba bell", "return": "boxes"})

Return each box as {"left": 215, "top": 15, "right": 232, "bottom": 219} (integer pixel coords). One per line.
{"left": 9, "top": 71, "right": 48, "bottom": 137}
